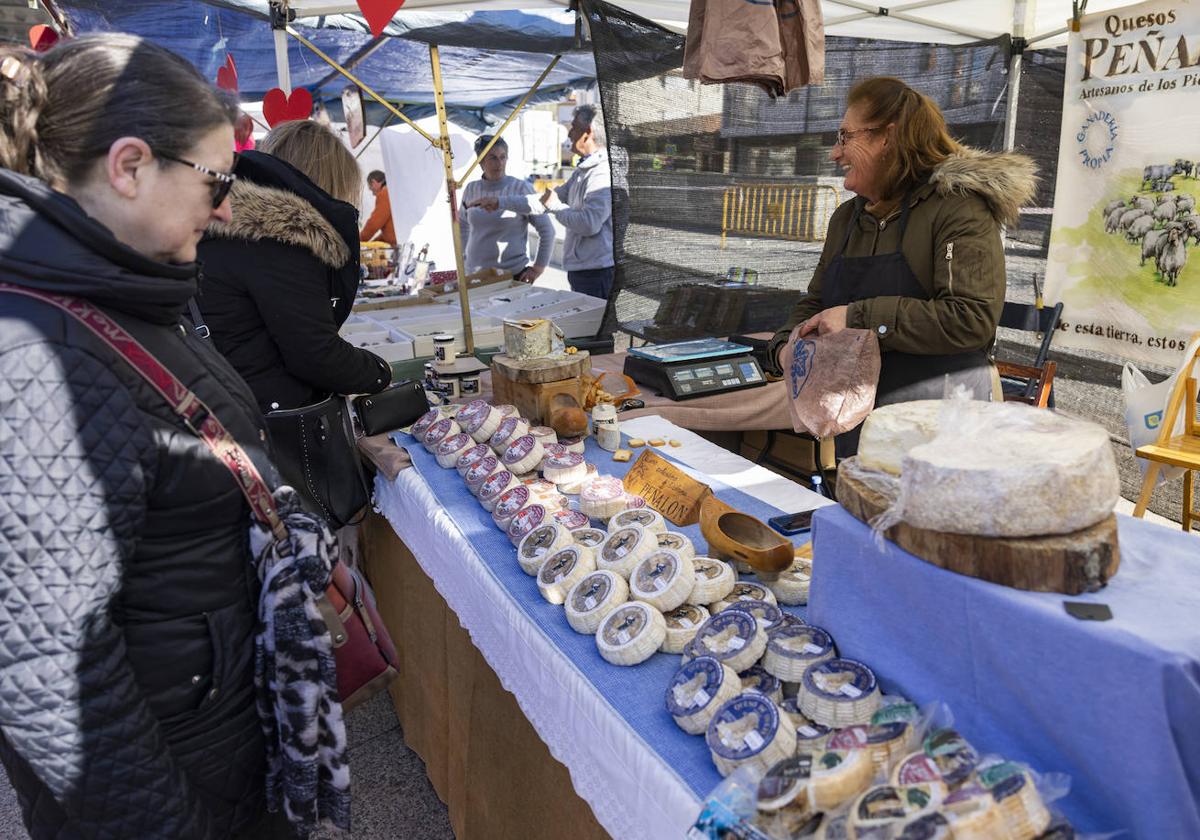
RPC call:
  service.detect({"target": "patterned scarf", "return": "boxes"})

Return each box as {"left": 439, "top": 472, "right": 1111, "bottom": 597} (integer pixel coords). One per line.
{"left": 249, "top": 488, "right": 351, "bottom": 835}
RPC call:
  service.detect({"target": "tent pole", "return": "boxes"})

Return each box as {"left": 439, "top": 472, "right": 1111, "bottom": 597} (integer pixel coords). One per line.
{"left": 273, "top": 29, "right": 291, "bottom": 93}
{"left": 430, "top": 43, "right": 476, "bottom": 356}
{"left": 1004, "top": 0, "right": 1034, "bottom": 151}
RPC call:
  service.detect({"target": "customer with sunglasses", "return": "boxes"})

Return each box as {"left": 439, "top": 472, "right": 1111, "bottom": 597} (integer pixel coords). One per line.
{"left": 197, "top": 119, "right": 391, "bottom": 415}
{"left": 0, "top": 35, "right": 284, "bottom": 838}
{"left": 764, "top": 76, "right": 1037, "bottom": 457}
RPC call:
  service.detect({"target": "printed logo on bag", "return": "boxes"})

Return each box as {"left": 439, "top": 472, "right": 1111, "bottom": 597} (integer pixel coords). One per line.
{"left": 790, "top": 339, "right": 816, "bottom": 398}
{"left": 1145, "top": 409, "right": 1163, "bottom": 429}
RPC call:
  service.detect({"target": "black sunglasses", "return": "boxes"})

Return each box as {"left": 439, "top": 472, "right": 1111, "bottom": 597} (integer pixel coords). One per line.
{"left": 158, "top": 152, "right": 238, "bottom": 209}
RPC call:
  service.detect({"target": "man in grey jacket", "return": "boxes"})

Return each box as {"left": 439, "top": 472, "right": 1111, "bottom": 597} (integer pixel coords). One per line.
{"left": 474, "top": 105, "right": 615, "bottom": 298}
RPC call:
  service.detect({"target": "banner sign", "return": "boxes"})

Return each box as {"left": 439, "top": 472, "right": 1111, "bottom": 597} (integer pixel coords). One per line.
{"left": 1044, "top": 0, "right": 1200, "bottom": 366}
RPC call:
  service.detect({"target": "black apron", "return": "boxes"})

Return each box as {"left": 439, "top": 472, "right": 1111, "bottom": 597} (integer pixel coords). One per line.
{"left": 823, "top": 197, "right": 992, "bottom": 457}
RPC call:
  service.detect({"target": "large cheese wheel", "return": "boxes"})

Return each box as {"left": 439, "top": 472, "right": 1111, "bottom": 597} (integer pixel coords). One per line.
{"left": 857, "top": 400, "right": 943, "bottom": 475}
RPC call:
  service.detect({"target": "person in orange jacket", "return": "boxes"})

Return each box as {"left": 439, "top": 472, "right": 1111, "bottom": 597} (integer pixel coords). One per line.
{"left": 359, "top": 170, "right": 396, "bottom": 245}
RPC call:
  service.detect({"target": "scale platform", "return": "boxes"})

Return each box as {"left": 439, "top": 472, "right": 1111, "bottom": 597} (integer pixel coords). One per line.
{"left": 623, "top": 338, "right": 767, "bottom": 401}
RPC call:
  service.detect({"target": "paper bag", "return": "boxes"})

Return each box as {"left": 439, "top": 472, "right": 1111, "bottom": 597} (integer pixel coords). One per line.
{"left": 784, "top": 327, "right": 880, "bottom": 437}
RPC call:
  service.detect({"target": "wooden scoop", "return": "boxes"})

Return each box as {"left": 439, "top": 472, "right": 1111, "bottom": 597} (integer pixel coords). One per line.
{"left": 700, "top": 495, "right": 794, "bottom": 576}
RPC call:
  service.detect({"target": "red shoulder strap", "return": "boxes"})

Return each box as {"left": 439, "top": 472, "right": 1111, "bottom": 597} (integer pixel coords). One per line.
{"left": 0, "top": 283, "right": 286, "bottom": 540}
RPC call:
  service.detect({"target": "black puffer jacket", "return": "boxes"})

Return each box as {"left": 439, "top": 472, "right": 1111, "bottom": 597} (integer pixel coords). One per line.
{"left": 197, "top": 151, "right": 391, "bottom": 413}
{"left": 0, "top": 169, "right": 273, "bottom": 839}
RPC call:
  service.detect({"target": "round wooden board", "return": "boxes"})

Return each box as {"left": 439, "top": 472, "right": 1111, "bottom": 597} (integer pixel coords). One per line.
{"left": 491, "top": 351, "right": 591, "bottom": 384}
{"left": 836, "top": 458, "right": 1120, "bottom": 595}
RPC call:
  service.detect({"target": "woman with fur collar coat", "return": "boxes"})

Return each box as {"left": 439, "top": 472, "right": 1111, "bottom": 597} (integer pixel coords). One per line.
{"left": 198, "top": 139, "right": 391, "bottom": 413}
{"left": 766, "top": 77, "right": 1037, "bottom": 456}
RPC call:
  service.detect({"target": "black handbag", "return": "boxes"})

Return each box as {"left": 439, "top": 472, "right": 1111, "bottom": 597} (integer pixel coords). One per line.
{"left": 351, "top": 379, "right": 428, "bottom": 437}
{"left": 266, "top": 396, "right": 369, "bottom": 529}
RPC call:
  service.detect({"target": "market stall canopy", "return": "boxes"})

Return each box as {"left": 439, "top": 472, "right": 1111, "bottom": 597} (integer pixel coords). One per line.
{"left": 58, "top": 0, "right": 595, "bottom": 130}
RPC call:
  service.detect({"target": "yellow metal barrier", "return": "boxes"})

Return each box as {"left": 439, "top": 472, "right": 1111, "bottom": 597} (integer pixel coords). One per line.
{"left": 721, "top": 183, "right": 840, "bottom": 248}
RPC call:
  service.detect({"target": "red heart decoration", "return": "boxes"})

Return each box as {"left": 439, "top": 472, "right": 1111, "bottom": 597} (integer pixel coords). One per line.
{"left": 262, "top": 87, "right": 313, "bottom": 127}
{"left": 216, "top": 53, "right": 238, "bottom": 93}
{"left": 357, "top": 0, "right": 405, "bottom": 37}
{"left": 28, "top": 25, "right": 59, "bottom": 53}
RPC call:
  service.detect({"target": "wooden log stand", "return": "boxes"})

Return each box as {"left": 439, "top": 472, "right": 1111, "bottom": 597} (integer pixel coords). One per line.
{"left": 491, "top": 351, "right": 590, "bottom": 426}
{"left": 836, "top": 457, "right": 1120, "bottom": 595}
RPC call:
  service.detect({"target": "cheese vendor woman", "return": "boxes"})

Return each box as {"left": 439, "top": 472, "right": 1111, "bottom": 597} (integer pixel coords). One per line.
{"left": 765, "top": 76, "right": 1037, "bottom": 456}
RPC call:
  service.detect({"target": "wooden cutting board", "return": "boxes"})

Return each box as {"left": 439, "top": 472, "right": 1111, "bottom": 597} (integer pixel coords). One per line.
{"left": 836, "top": 458, "right": 1120, "bottom": 595}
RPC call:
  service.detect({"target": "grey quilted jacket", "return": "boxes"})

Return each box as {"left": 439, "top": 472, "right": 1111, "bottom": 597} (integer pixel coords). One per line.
{"left": 0, "top": 169, "right": 274, "bottom": 838}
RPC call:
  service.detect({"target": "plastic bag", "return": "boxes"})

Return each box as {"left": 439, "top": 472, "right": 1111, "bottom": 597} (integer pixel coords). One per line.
{"left": 1121, "top": 333, "right": 1199, "bottom": 484}
{"left": 783, "top": 326, "right": 881, "bottom": 438}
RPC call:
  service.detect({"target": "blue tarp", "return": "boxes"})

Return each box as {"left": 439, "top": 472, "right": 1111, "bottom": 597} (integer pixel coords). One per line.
{"left": 59, "top": 1, "right": 596, "bottom": 130}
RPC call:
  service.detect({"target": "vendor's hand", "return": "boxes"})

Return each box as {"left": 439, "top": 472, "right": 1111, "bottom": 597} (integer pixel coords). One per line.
{"left": 798, "top": 305, "right": 849, "bottom": 338}
{"left": 521, "top": 265, "right": 545, "bottom": 284}
{"left": 540, "top": 188, "right": 554, "bottom": 207}
{"left": 468, "top": 197, "right": 499, "bottom": 212}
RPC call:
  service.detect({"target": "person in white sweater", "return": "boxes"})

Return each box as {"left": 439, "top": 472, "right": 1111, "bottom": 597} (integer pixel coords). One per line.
{"left": 459, "top": 135, "right": 554, "bottom": 283}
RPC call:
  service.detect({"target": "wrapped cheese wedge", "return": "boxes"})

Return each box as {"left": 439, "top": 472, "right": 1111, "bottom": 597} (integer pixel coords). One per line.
{"left": 706, "top": 693, "right": 797, "bottom": 777}
{"left": 517, "top": 522, "right": 574, "bottom": 576}
{"left": 921, "top": 728, "right": 980, "bottom": 788}
{"left": 847, "top": 783, "right": 946, "bottom": 835}
{"left": 564, "top": 567, "right": 624, "bottom": 634}
{"left": 596, "top": 601, "right": 666, "bottom": 666}
{"left": 938, "top": 785, "right": 1008, "bottom": 840}
{"left": 688, "top": 557, "right": 736, "bottom": 606}
{"left": 629, "top": 549, "right": 695, "bottom": 612}
{"left": 976, "top": 760, "right": 1053, "bottom": 840}
{"left": 665, "top": 655, "right": 740, "bottom": 734}
{"left": 827, "top": 722, "right": 918, "bottom": 778}
{"left": 536, "top": 543, "right": 596, "bottom": 605}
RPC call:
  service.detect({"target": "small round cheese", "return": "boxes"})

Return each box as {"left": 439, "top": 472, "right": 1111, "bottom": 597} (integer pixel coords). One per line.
{"left": 491, "top": 485, "right": 533, "bottom": 531}
{"left": 572, "top": 527, "right": 608, "bottom": 548}
{"left": 559, "top": 435, "right": 586, "bottom": 454}
{"left": 558, "top": 462, "right": 598, "bottom": 495}
{"left": 530, "top": 425, "right": 558, "bottom": 448}
{"left": 489, "top": 416, "right": 531, "bottom": 454}
{"left": 609, "top": 508, "right": 666, "bottom": 535}
{"left": 665, "top": 655, "right": 740, "bottom": 734}
{"left": 661, "top": 603, "right": 709, "bottom": 654}
{"left": 542, "top": 451, "right": 588, "bottom": 485}
{"left": 435, "top": 432, "right": 474, "bottom": 468}
{"left": 553, "top": 509, "right": 591, "bottom": 531}
{"left": 656, "top": 532, "right": 695, "bottom": 561}
{"left": 688, "top": 557, "right": 736, "bottom": 605}
{"left": 692, "top": 609, "right": 768, "bottom": 673}
{"left": 762, "top": 624, "right": 835, "bottom": 683}
{"left": 580, "top": 475, "right": 626, "bottom": 521}
{"left": 630, "top": 549, "right": 695, "bottom": 612}
{"left": 463, "top": 454, "right": 503, "bottom": 495}
{"left": 809, "top": 748, "right": 876, "bottom": 811}
{"left": 477, "top": 469, "right": 520, "bottom": 512}
{"left": 739, "top": 664, "right": 783, "bottom": 704}
{"left": 595, "top": 601, "right": 666, "bottom": 666}
{"left": 456, "top": 400, "right": 503, "bottom": 443}
{"left": 522, "top": 477, "right": 568, "bottom": 511}
{"left": 455, "top": 443, "right": 493, "bottom": 477}
{"left": 421, "top": 417, "right": 461, "bottom": 453}
{"left": 537, "top": 544, "right": 597, "bottom": 604}
{"left": 797, "top": 658, "right": 882, "bottom": 728}
{"left": 767, "top": 556, "right": 812, "bottom": 606}
{"left": 596, "top": 525, "right": 655, "bottom": 579}
{"left": 623, "top": 494, "right": 648, "bottom": 509}
{"left": 517, "top": 522, "right": 574, "bottom": 576}
{"left": 501, "top": 434, "right": 544, "bottom": 475}
{"left": 755, "top": 753, "right": 816, "bottom": 815}
{"left": 848, "top": 782, "right": 945, "bottom": 832}
{"left": 494, "top": 403, "right": 519, "bottom": 419}
{"left": 782, "top": 698, "right": 832, "bottom": 752}
{"left": 891, "top": 751, "right": 946, "bottom": 788}
{"left": 410, "top": 408, "right": 442, "bottom": 442}
{"left": 705, "top": 693, "right": 797, "bottom": 777}
{"left": 564, "top": 567, "right": 626, "bottom": 634}
{"left": 723, "top": 599, "right": 784, "bottom": 634}
{"left": 828, "top": 722, "right": 917, "bottom": 777}
{"left": 711, "top": 581, "right": 778, "bottom": 612}
{"left": 507, "top": 503, "right": 550, "bottom": 547}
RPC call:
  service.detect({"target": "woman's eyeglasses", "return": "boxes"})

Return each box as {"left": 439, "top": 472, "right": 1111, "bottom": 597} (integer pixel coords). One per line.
{"left": 834, "top": 126, "right": 883, "bottom": 147}
{"left": 158, "top": 153, "right": 238, "bottom": 209}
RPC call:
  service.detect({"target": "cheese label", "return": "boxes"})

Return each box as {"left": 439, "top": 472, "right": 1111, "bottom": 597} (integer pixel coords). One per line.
{"left": 872, "top": 702, "right": 920, "bottom": 726}
{"left": 508, "top": 504, "right": 547, "bottom": 542}
{"left": 622, "top": 449, "right": 711, "bottom": 525}
{"left": 658, "top": 533, "right": 689, "bottom": 552}
{"left": 805, "top": 659, "right": 878, "bottom": 703}
{"left": 520, "top": 524, "right": 562, "bottom": 560}
{"left": 493, "top": 485, "right": 532, "bottom": 518}
{"left": 706, "top": 694, "right": 778, "bottom": 759}
{"left": 570, "top": 572, "right": 613, "bottom": 614}
{"left": 411, "top": 408, "right": 441, "bottom": 439}
{"left": 664, "top": 605, "right": 704, "bottom": 630}
{"left": 455, "top": 399, "right": 489, "bottom": 425}
{"left": 726, "top": 636, "right": 746, "bottom": 650}
{"left": 553, "top": 509, "right": 590, "bottom": 530}
{"left": 602, "top": 527, "right": 643, "bottom": 563}
{"left": 456, "top": 443, "right": 492, "bottom": 472}
{"left": 479, "top": 470, "right": 516, "bottom": 502}
{"left": 634, "top": 550, "right": 679, "bottom": 595}
{"left": 424, "top": 418, "right": 455, "bottom": 447}
{"left": 545, "top": 451, "right": 585, "bottom": 470}
{"left": 495, "top": 404, "right": 519, "bottom": 418}
{"left": 436, "top": 432, "right": 472, "bottom": 456}
{"left": 503, "top": 434, "right": 537, "bottom": 465}
{"left": 490, "top": 417, "right": 526, "bottom": 449}
{"left": 756, "top": 754, "right": 814, "bottom": 812}
{"left": 977, "top": 760, "right": 1029, "bottom": 802}
{"left": 853, "top": 785, "right": 939, "bottom": 822}
{"left": 666, "top": 656, "right": 723, "bottom": 716}
{"left": 615, "top": 509, "right": 656, "bottom": 530}
{"left": 732, "top": 582, "right": 769, "bottom": 602}
{"left": 725, "top": 599, "right": 782, "bottom": 630}
{"left": 697, "top": 611, "right": 756, "bottom": 660}
{"left": 538, "top": 546, "right": 581, "bottom": 586}
{"left": 464, "top": 455, "right": 501, "bottom": 487}
{"left": 827, "top": 726, "right": 870, "bottom": 750}
{"left": 922, "top": 729, "right": 979, "bottom": 787}
{"left": 767, "top": 625, "right": 834, "bottom": 661}
{"left": 694, "top": 558, "right": 728, "bottom": 580}
{"left": 601, "top": 603, "right": 650, "bottom": 648}
{"left": 624, "top": 494, "right": 648, "bottom": 509}
{"left": 895, "top": 753, "right": 944, "bottom": 786}
{"left": 573, "top": 527, "right": 607, "bottom": 547}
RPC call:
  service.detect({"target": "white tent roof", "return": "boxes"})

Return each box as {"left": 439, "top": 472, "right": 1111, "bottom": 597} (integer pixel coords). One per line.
{"left": 287, "top": 0, "right": 1136, "bottom": 47}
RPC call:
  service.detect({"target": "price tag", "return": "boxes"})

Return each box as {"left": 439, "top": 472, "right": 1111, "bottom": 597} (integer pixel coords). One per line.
{"left": 616, "top": 545, "right": 628, "bottom": 558}
{"left": 743, "top": 730, "right": 765, "bottom": 751}
{"left": 678, "top": 617, "right": 694, "bottom": 629}
{"left": 839, "top": 684, "right": 863, "bottom": 699}
{"left": 799, "top": 726, "right": 819, "bottom": 737}
{"left": 617, "top": 629, "right": 631, "bottom": 645}
{"left": 726, "top": 636, "right": 746, "bottom": 651}
{"left": 802, "top": 643, "right": 824, "bottom": 655}
{"left": 691, "top": 689, "right": 710, "bottom": 708}
{"left": 584, "top": 595, "right": 598, "bottom": 610}
{"left": 653, "top": 576, "right": 667, "bottom": 591}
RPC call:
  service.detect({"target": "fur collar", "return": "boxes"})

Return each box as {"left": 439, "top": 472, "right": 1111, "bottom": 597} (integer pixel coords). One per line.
{"left": 926, "top": 148, "right": 1038, "bottom": 227}
{"left": 205, "top": 180, "right": 351, "bottom": 269}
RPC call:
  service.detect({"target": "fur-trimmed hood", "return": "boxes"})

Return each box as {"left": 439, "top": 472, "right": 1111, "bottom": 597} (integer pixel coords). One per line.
{"left": 206, "top": 179, "right": 351, "bottom": 269}
{"left": 926, "top": 148, "right": 1038, "bottom": 228}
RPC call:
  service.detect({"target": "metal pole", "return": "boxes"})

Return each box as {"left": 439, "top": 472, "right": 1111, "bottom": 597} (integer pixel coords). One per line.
{"left": 273, "top": 28, "right": 291, "bottom": 93}
{"left": 455, "top": 55, "right": 563, "bottom": 189}
{"left": 1004, "top": 0, "right": 1035, "bottom": 152}
{"left": 430, "top": 43, "right": 476, "bottom": 356}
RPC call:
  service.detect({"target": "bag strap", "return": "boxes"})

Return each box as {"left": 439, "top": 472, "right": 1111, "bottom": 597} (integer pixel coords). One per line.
{"left": 0, "top": 283, "right": 288, "bottom": 541}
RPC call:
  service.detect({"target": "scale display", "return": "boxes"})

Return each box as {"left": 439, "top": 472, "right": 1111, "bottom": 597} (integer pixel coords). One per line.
{"left": 623, "top": 339, "right": 767, "bottom": 401}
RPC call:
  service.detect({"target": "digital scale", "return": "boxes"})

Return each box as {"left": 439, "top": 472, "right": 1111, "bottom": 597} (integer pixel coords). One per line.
{"left": 622, "top": 338, "right": 767, "bottom": 401}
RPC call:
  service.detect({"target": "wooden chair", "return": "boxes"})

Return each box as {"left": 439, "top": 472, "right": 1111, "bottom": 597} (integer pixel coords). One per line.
{"left": 1133, "top": 333, "right": 1200, "bottom": 531}
{"left": 995, "top": 359, "right": 1057, "bottom": 408}
{"left": 995, "top": 299, "right": 1063, "bottom": 408}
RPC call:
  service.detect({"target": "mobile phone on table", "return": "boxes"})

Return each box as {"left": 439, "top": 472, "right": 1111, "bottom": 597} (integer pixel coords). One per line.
{"left": 767, "top": 509, "right": 815, "bottom": 536}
